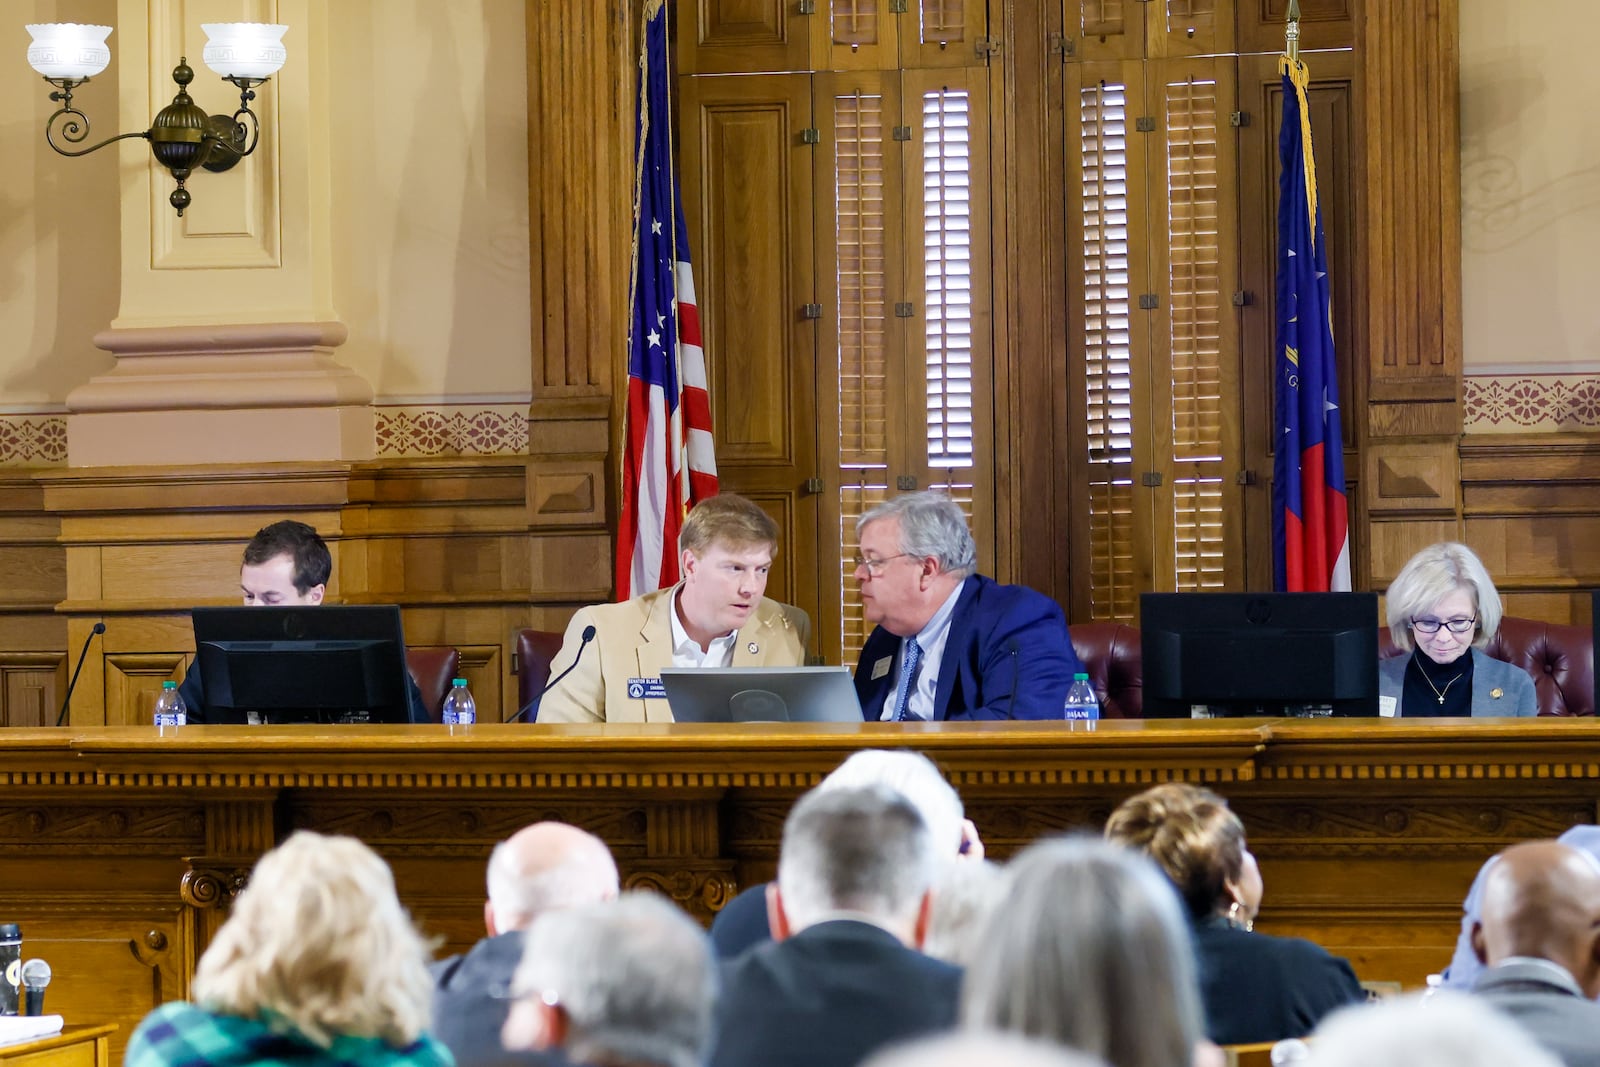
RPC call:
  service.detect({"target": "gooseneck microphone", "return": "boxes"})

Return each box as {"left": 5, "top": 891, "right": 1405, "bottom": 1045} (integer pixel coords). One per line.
{"left": 56, "top": 621, "right": 106, "bottom": 727}
{"left": 509, "top": 625, "right": 597, "bottom": 723}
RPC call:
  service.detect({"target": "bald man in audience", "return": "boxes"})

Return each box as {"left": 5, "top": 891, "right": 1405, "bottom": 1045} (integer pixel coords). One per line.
{"left": 431, "top": 822, "right": 620, "bottom": 1067}
{"left": 1470, "top": 839, "right": 1600, "bottom": 1067}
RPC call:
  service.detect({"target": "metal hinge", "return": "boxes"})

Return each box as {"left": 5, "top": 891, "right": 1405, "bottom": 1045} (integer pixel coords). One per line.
{"left": 798, "top": 0, "right": 816, "bottom": 14}
{"left": 801, "top": 127, "right": 820, "bottom": 145}
{"left": 1138, "top": 293, "right": 1159, "bottom": 310}
{"left": 892, "top": 125, "right": 913, "bottom": 141}
{"left": 1236, "top": 470, "right": 1258, "bottom": 486}
{"left": 1142, "top": 472, "right": 1163, "bottom": 487}
{"left": 1230, "top": 110, "right": 1251, "bottom": 128}
{"left": 801, "top": 303, "right": 823, "bottom": 319}
{"left": 895, "top": 301, "right": 915, "bottom": 318}
{"left": 976, "top": 37, "right": 1002, "bottom": 60}
{"left": 896, "top": 475, "right": 919, "bottom": 491}
{"left": 1232, "top": 290, "right": 1254, "bottom": 307}
{"left": 1048, "top": 33, "right": 1076, "bottom": 59}
{"left": 804, "top": 477, "right": 825, "bottom": 494}
{"left": 1135, "top": 116, "right": 1156, "bottom": 133}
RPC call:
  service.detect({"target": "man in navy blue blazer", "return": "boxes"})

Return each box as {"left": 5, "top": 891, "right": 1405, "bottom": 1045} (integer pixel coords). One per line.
{"left": 851, "top": 492, "right": 1083, "bottom": 721}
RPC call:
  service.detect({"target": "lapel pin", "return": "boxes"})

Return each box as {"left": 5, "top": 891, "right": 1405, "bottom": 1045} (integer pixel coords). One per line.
{"left": 1491, "top": 687, "right": 1503, "bottom": 699}
{"left": 748, "top": 642, "right": 759, "bottom": 654}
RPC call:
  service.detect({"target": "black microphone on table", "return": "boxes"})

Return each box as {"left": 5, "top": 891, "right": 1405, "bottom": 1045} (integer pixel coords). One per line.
{"left": 509, "top": 625, "right": 597, "bottom": 723}
{"left": 56, "top": 622, "right": 106, "bottom": 728}
{"left": 21, "top": 959, "right": 50, "bottom": 1016}
{"left": 1003, "top": 640, "right": 1021, "bottom": 718}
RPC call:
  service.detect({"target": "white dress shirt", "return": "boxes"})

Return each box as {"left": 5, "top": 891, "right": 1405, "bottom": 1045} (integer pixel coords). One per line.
{"left": 881, "top": 582, "right": 965, "bottom": 722}
{"left": 668, "top": 588, "right": 738, "bottom": 669}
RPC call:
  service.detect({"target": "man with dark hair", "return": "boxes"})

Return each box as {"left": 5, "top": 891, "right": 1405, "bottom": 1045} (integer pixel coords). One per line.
{"left": 538, "top": 494, "right": 810, "bottom": 723}
{"left": 709, "top": 785, "right": 960, "bottom": 1067}
{"left": 177, "top": 521, "right": 430, "bottom": 722}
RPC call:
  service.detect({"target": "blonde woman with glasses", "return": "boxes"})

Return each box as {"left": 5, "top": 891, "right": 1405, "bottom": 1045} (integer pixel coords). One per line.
{"left": 1380, "top": 542, "right": 1535, "bottom": 717}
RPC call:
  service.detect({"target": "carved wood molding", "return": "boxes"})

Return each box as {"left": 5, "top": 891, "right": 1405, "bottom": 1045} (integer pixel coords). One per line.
{"left": 179, "top": 860, "right": 252, "bottom": 909}
{"left": 624, "top": 864, "right": 740, "bottom": 919}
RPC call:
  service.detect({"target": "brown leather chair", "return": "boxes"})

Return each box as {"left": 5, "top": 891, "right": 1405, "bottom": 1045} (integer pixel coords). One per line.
{"left": 405, "top": 646, "right": 461, "bottom": 724}
{"left": 1069, "top": 622, "right": 1143, "bottom": 719}
{"left": 514, "top": 628, "right": 566, "bottom": 718}
{"left": 1379, "top": 615, "right": 1595, "bottom": 717}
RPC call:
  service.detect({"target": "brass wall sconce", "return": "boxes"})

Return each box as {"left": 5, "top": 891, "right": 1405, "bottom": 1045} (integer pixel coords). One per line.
{"left": 26, "top": 22, "right": 288, "bottom": 216}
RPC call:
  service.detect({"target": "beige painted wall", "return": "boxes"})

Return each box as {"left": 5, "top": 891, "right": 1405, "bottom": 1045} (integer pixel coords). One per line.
{"left": 0, "top": 0, "right": 121, "bottom": 407}
{"left": 0, "top": 1, "right": 531, "bottom": 414}
{"left": 1461, "top": 0, "right": 1600, "bottom": 370}
{"left": 328, "top": 0, "right": 532, "bottom": 402}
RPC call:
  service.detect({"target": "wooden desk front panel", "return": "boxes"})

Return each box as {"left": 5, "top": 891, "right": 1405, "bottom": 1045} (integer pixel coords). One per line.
{"left": 2, "top": 719, "right": 1595, "bottom": 1047}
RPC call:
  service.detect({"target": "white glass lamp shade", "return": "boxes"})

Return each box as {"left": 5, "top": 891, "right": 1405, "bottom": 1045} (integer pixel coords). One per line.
{"left": 26, "top": 24, "right": 113, "bottom": 80}
{"left": 201, "top": 23, "right": 287, "bottom": 80}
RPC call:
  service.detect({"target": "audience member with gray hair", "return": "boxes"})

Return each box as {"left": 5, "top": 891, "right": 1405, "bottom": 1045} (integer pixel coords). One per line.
{"left": 709, "top": 748, "right": 980, "bottom": 959}
{"left": 502, "top": 892, "right": 716, "bottom": 1067}
{"left": 432, "top": 822, "right": 620, "bottom": 1067}
{"left": 963, "top": 837, "right": 1207, "bottom": 1067}
{"left": 1305, "top": 991, "right": 1562, "bottom": 1067}
{"left": 861, "top": 1031, "right": 1109, "bottom": 1067}
{"left": 851, "top": 490, "right": 1084, "bottom": 722}
{"left": 710, "top": 785, "right": 961, "bottom": 1067}
{"left": 922, "top": 858, "right": 1008, "bottom": 966}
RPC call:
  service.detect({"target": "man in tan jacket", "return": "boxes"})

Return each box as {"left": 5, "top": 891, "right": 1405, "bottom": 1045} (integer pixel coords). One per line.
{"left": 536, "top": 494, "right": 810, "bottom": 723}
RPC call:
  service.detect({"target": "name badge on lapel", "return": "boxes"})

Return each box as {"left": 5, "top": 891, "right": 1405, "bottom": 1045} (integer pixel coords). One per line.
{"left": 626, "top": 678, "right": 667, "bottom": 700}
{"left": 871, "top": 656, "right": 893, "bottom": 681}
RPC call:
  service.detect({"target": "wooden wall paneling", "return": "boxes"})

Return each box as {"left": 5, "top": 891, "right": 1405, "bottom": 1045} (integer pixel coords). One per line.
{"left": 1068, "top": 0, "right": 1148, "bottom": 62}
{"left": 991, "top": 0, "right": 1059, "bottom": 598}
{"left": 1147, "top": 0, "right": 1235, "bottom": 58}
{"left": 0, "top": 655, "right": 66, "bottom": 728}
{"left": 1237, "top": 0, "right": 1356, "bottom": 56}
{"left": 678, "top": 73, "right": 822, "bottom": 634}
{"left": 1360, "top": 0, "right": 1462, "bottom": 588}
{"left": 678, "top": 0, "right": 809, "bottom": 75}
{"left": 1236, "top": 50, "right": 1360, "bottom": 591}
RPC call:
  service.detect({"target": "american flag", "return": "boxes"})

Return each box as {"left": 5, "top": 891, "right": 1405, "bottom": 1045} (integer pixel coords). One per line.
{"left": 616, "top": 0, "right": 718, "bottom": 600}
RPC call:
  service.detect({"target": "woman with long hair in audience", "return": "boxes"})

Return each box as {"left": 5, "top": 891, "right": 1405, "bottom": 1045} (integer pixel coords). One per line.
{"left": 125, "top": 831, "right": 449, "bottom": 1067}
{"left": 1380, "top": 541, "right": 1535, "bottom": 717}
{"left": 1105, "top": 783, "right": 1364, "bottom": 1045}
{"left": 963, "top": 836, "right": 1215, "bottom": 1067}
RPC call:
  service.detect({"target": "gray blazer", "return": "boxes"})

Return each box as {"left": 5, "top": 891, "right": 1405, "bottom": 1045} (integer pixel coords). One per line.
{"left": 1474, "top": 958, "right": 1600, "bottom": 1067}
{"left": 1377, "top": 647, "right": 1537, "bottom": 717}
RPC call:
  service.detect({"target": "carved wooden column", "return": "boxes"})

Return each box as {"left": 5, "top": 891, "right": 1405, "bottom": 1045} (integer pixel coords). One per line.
{"left": 182, "top": 798, "right": 276, "bottom": 953}
{"left": 524, "top": 2, "right": 634, "bottom": 606}
{"left": 1359, "top": 0, "right": 1464, "bottom": 585}
{"left": 625, "top": 799, "right": 737, "bottom": 922}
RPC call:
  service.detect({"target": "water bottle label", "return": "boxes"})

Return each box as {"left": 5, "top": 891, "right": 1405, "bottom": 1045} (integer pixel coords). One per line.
{"left": 1064, "top": 706, "right": 1097, "bottom": 721}
{"left": 154, "top": 712, "right": 186, "bottom": 727}
{"left": 454, "top": 709, "right": 475, "bottom": 725}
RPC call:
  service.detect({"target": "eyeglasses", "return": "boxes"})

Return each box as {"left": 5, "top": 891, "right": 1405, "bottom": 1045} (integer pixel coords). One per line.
{"left": 1410, "top": 615, "right": 1477, "bottom": 635}
{"left": 853, "top": 552, "right": 912, "bottom": 576}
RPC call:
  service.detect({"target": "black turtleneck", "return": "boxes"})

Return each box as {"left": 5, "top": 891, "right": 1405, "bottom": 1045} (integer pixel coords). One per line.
{"left": 1402, "top": 647, "right": 1474, "bottom": 717}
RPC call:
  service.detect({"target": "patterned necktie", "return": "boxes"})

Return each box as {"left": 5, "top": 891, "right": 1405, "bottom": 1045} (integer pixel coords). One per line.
{"left": 892, "top": 639, "right": 924, "bottom": 721}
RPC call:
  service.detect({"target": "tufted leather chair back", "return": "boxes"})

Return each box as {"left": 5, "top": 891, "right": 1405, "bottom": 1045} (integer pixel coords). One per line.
{"left": 1378, "top": 615, "right": 1594, "bottom": 717}
{"left": 404, "top": 646, "right": 461, "bottom": 724}
{"left": 1069, "top": 622, "right": 1143, "bottom": 719}
{"left": 515, "top": 628, "right": 566, "bottom": 716}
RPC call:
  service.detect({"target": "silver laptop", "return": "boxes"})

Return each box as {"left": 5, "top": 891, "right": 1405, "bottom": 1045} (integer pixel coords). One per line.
{"left": 660, "top": 666, "right": 865, "bottom": 723}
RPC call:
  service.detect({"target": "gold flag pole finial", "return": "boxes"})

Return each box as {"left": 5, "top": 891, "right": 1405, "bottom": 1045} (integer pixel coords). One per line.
{"left": 1286, "top": 0, "right": 1302, "bottom": 63}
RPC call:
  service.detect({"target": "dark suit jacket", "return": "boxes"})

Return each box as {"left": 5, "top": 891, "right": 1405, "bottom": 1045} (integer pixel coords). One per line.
{"left": 1190, "top": 917, "right": 1366, "bottom": 1045}
{"left": 429, "top": 932, "right": 570, "bottom": 1067}
{"left": 177, "top": 657, "right": 430, "bottom": 724}
{"left": 852, "top": 574, "right": 1082, "bottom": 721}
{"left": 1474, "top": 958, "right": 1600, "bottom": 1067}
{"left": 709, "top": 882, "right": 772, "bottom": 960}
{"left": 710, "top": 920, "right": 961, "bottom": 1067}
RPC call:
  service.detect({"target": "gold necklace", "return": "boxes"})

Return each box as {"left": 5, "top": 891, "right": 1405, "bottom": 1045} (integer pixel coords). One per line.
{"left": 1416, "top": 658, "right": 1465, "bottom": 705}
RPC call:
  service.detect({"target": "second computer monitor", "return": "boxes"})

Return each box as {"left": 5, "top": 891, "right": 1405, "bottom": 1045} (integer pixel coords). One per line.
{"left": 1140, "top": 591, "right": 1380, "bottom": 718}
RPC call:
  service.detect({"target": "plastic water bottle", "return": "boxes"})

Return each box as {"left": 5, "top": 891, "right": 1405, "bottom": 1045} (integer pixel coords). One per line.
{"left": 153, "top": 680, "right": 187, "bottom": 727}
{"left": 442, "top": 678, "right": 476, "bottom": 726}
{"left": 1063, "top": 672, "right": 1100, "bottom": 722}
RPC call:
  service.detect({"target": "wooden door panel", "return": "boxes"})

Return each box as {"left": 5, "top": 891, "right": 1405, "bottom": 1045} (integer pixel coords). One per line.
{"left": 817, "top": 0, "right": 900, "bottom": 72}
{"left": 1069, "top": 0, "right": 1147, "bottom": 62}
{"left": 679, "top": 0, "right": 810, "bottom": 75}
{"left": 1147, "top": 0, "right": 1236, "bottom": 58}
{"left": 902, "top": 0, "right": 991, "bottom": 69}
{"left": 1238, "top": 0, "right": 1356, "bottom": 55}
{"left": 679, "top": 74, "right": 822, "bottom": 637}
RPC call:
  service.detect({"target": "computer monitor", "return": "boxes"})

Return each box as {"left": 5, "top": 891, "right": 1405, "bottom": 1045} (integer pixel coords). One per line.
{"left": 1140, "top": 592, "right": 1380, "bottom": 718}
{"left": 191, "top": 605, "right": 413, "bottom": 724}
{"left": 660, "top": 667, "right": 865, "bottom": 723}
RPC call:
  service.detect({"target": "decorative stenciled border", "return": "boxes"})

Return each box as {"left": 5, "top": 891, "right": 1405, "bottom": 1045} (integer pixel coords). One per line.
{"left": 374, "top": 405, "right": 529, "bottom": 458}
{"left": 1464, "top": 375, "right": 1600, "bottom": 433}
{"left": 0, "top": 415, "right": 68, "bottom": 467}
